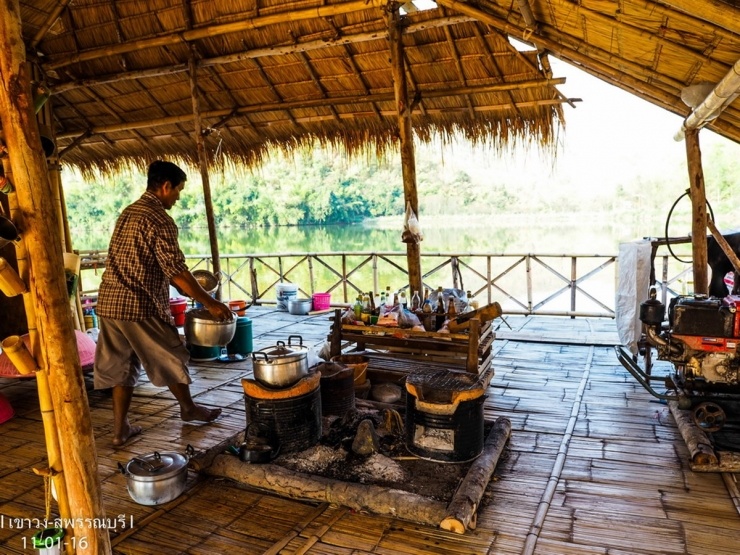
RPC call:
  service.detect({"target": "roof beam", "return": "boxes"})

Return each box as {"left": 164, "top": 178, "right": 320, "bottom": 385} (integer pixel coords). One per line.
{"left": 655, "top": 0, "right": 740, "bottom": 37}
{"left": 44, "top": 0, "right": 388, "bottom": 71}
{"left": 675, "top": 58, "right": 740, "bottom": 140}
{"left": 51, "top": 15, "right": 476, "bottom": 94}
{"left": 56, "top": 78, "right": 566, "bottom": 140}
{"left": 434, "top": 0, "right": 740, "bottom": 142}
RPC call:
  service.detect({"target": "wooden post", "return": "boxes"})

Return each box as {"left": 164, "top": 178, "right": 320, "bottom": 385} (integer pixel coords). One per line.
{"left": 388, "top": 7, "right": 423, "bottom": 296}
{"left": 189, "top": 55, "right": 223, "bottom": 299}
{"left": 0, "top": 3, "right": 111, "bottom": 553}
{"left": 685, "top": 128, "right": 708, "bottom": 295}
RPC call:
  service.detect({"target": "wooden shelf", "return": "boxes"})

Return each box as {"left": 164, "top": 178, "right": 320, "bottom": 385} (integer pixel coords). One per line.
{"left": 328, "top": 310, "right": 494, "bottom": 375}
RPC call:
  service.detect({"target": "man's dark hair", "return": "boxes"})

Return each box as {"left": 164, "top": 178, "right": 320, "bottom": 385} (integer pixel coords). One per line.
{"left": 147, "top": 160, "right": 187, "bottom": 191}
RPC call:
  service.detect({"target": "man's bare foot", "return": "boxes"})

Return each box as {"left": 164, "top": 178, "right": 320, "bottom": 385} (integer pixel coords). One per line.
{"left": 112, "top": 424, "right": 143, "bottom": 447}
{"left": 181, "top": 405, "right": 221, "bottom": 422}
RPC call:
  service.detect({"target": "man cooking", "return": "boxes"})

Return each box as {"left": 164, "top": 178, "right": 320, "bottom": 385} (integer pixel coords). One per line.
{"left": 94, "top": 160, "right": 233, "bottom": 447}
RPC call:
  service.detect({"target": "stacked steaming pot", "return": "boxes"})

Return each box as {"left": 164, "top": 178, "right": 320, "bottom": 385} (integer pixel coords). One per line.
{"left": 251, "top": 335, "right": 309, "bottom": 387}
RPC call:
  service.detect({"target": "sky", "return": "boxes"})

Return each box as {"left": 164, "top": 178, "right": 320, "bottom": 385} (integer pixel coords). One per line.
{"left": 426, "top": 54, "right": 740, "bottom": 205}
{"left": 539, "top": 57, "right": 737, "bottom": 188}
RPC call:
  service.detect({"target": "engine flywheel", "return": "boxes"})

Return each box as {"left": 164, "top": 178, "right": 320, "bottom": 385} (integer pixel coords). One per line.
{"left": 692, "top": 402, "right": 726, "bottom": 433}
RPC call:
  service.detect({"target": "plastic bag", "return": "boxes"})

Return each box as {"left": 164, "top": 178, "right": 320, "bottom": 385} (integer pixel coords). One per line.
{"left": 398, "top": 308, "right": 421, "bottom": 329}
{"left": 402, "top": 202, "right": 423, "bottom": 244}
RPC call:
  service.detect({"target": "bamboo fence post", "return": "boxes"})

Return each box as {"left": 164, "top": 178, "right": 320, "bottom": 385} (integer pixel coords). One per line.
{"left": 0, "top": 3, "right": 110, "bottom": 553}
{"left": 389, "top": 7, "right": 423, "bottom": 296}
{"left": 189, "top": 55, "right": 222, "bottom": 299}
{"left": 685, "top": 128, "right": 708, "bottom": 295}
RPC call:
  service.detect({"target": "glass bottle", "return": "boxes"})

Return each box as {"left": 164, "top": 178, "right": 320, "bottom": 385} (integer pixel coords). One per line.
{"left": 435, "top": 287, "right": 446, "bottom": 331}
{"left": 422, "top": 298, "right": 433, "bottom": 331}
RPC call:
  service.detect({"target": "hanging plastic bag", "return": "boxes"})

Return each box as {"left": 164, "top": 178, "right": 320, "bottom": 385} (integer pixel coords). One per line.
{"left": 402, "top": 202, "right": 423, "bottom": 244}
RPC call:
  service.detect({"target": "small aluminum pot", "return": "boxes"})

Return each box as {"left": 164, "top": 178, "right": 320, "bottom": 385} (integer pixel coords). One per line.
{"left": 288, "top": 298, "right": 312, "bottom": 315}
{"left": 251, "top": 335, "right": 308, "bottom": 388}
{"left": 184, "top": 308, "right": 236, "bottom": 347}
{"left": 118, "top": 445, "right": 194, "bottom": 506}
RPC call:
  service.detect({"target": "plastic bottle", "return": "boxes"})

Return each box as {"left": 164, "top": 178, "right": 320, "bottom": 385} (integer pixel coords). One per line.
{"left": 353, "top": 296, "right": 363, "bottom": 320}
{"left": 411, "top": 290, "right": 421, "bottom": 311}
{"left": 399, "top": 290, "right": 407, "bottom": 309}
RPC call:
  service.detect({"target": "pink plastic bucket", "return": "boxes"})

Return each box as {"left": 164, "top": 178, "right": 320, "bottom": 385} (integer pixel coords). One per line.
{"left": 311, "top": 292, "right": 331, "bottom": 311}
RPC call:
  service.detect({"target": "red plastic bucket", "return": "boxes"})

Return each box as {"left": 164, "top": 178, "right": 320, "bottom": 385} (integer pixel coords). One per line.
{"left": 311, "top": 292, "right": 331, "bottom": 311}
{"left": 170, "top": 297, "right": 188, "bottom": 326}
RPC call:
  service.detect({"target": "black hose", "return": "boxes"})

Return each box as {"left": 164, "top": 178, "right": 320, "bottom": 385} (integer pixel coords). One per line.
{"left": 664, "top": 190, "right": 716, "bottom": 264}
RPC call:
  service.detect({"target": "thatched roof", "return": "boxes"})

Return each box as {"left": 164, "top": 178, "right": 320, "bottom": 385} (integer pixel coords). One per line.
{"left": 16, "top": 0, "right": 565, "bottom": 174}
{"left": 15, "top": 1, "right": 740, "bottom": 174}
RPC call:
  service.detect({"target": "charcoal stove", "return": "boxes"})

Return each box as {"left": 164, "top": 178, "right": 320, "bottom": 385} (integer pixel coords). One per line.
{"left": 405, "top": 369, "right": 486, "bottom": 463}
{"left": 241, "top": 371, "right": 322, "bottom": 454}
{"left": 617, "top": 287, "right": 740, "bottom": 435}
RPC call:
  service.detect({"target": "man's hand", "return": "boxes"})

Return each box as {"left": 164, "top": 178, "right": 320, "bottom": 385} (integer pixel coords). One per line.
{"left": 204, "top": 298, "right": 233, "bottom": 321}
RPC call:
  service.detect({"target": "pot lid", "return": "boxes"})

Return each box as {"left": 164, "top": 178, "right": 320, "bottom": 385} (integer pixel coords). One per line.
{"left": 256, "top": 338, "right": 308, "bottom": 360}
{"left": 126, "top": 451, "right": 188, "bottom": 481}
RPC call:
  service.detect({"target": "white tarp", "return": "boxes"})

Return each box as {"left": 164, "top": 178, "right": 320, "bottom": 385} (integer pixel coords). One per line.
{"left": 616, "top": 240, "right": 653, "bottom": 355}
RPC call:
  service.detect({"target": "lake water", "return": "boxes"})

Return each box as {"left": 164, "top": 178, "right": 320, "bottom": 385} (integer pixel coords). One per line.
{"left": 73, "top": 214, "right": 676, "bottom": 256}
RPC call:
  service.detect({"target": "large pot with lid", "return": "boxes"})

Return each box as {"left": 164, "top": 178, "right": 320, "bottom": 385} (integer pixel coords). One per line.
{"left": 251, "top": 335, "right": 309, "bottom": 388}
{"left": 118, "top": 445, "right": 194, "bottom": 505}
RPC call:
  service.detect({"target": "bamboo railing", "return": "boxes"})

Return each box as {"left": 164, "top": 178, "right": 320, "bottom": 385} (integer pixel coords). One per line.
{"left": 76, "top": 248, "right": 705, "bottom": 318}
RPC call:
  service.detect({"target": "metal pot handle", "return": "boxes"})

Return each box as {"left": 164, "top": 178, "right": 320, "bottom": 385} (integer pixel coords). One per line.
{"left": 118, "top": 462, "right": 128, "bottom": 476}
{"left": 287, "top": 335, "right": 304, "bottom": 347}
{"left": 251, "top": 351, "right": 269, "bottom": 362}
{"left": 276, "top": 340, "right": 286, "bottom": 349}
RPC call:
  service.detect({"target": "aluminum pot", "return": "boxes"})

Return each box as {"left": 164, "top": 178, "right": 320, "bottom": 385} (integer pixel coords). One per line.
{"left": 251, "top": 335, "right": 309, "bottom": 388}
{"left": 288, "top": 298, "right": 312, "bottom": 315}
{"left": 184, "top": 307, "right": 236, "bottom": 347}
{"left": 118, "top": 445, "right": 194, "bottom": 506}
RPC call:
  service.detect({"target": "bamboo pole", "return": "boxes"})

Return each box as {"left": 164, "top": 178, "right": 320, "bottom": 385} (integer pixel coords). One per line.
{"left": 51, "top": 15, "right": 476, "bottom": 94}
{"left": 657, "top": 0, "right": 740, "bottom": 36}
{"left": 189, "top": 56, "right": 222, "bottom": 297}
{"left": 46, "top": 0, "right": 386, "bottom": 70}
{"left": 440, "top": 417, "right": 511, "bottom": 533}
{"left": 389, "top": 7, "right": 423, "bottom": 296}
{"left": 432, "top": 0, "right": 740, "bottom": 141}
{"left": 4, "top": 158, "right": 76, "bottom": 555}
{"left": 55, "top": 79, "right": 566, "bottom": 140}
{"left": 685, "top": 129, "right": 708, "bottom": 295}
{"left": 668, "top": 400, "right": 718, "bottom": 465}
{"left": 0, "top": 3, "right": 110, "bottom": 553}
{"left": 675, "top": 58, "right": 740, "bottom": 141}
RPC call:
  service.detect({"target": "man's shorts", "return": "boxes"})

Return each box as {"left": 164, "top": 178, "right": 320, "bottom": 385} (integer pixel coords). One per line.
{"left": 94, "top": 316, "right": 191, "bottom": 389}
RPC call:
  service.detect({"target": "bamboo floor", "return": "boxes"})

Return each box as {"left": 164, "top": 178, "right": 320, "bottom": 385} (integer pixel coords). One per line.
{"left": 1, "top": 308, "right": 739, "bottom": 554}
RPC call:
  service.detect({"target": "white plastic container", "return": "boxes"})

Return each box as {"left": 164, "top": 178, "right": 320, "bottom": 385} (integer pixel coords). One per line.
{"left": 276, "top": 283, "right": 299, "bottom": 311}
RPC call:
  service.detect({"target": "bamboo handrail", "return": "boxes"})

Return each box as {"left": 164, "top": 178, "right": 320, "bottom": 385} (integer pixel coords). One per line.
{"left": 44, "top": 0, "right": 387, "bottom": 70}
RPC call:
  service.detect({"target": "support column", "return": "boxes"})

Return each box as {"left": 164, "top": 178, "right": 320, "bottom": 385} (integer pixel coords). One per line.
{"left": 0, "top": 2, "right": 110, "bottom": 553}
{"left": 685, "top": 128, "right": 708, "bottom": 295}
{"left": 189, "top": 55, "right": 222, "bottom": 298}
{"left": 388, "top": 7, "right": 423, "bottom": 295}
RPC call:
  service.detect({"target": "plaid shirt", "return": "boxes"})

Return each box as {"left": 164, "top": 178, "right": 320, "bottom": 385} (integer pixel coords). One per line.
{"left": 97, "top": 191, "right": 188, "bottom": 322}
